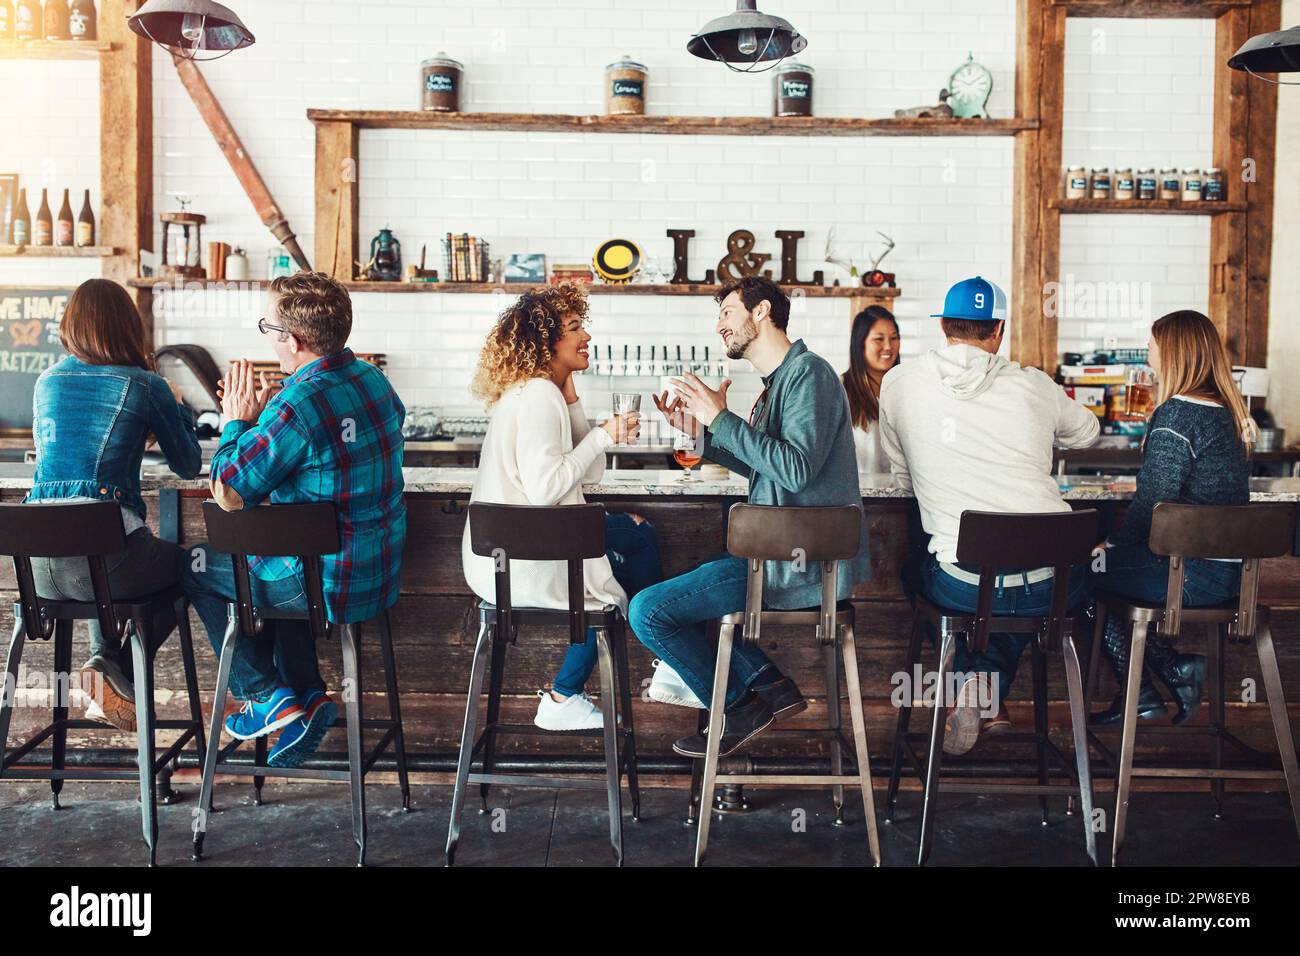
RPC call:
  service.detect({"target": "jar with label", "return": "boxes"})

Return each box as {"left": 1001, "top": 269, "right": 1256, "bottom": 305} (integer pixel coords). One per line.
{"left": 1181, "top": 168, "right": 1203, "bottom": 203}
{"left": 1090, "top": 168, "right": 1111, "bottom": 200}
{"left": 69, "top": 0, "right": 96, "bottom": 40}
{"left": 1064, "top": 165, "right": 1087, "bottom": 199}
{"left": 606, "top": 56, "right": 647, "bottom": 116}
{"left": 420, "top": 53, "right": 463, "bottom": 112}
{"left": 1114, "top": 168, "right": 1135, "bottom": 201}
{"left": 1203, "top": 168, "right": 1225, "bottom": 202}
{"left": 1137, "top": 168, "right": 1157, "bottom": 200}
{"left": 773, "top": 61, "right": 814, "bottom": 117}
{"left": 43, "top": 0, "right": 69, "bottom": 40}
{"left": 1159, "top": 168, "right": 1181, "bottom": 201}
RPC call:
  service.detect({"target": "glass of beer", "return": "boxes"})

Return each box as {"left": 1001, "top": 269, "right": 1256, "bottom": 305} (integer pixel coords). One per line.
{"left": 1125, "top": 366, "right": 1157, "bottom": 418}
{"left": 672, "top": 429, "right": 702, "bottom": 481}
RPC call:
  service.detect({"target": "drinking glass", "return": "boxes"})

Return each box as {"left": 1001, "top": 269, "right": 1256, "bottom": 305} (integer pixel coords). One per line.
{"left": 672, "top": 429, "right": 702, "bottom": 481}
{"left": 1125, "top": 366, "right": 1157, "bottom": 417}
{"left": 612, "top": 393, "right": 641, "bottom": 445}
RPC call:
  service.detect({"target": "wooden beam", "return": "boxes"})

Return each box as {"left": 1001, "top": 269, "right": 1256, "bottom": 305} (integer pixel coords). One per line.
{"left": 99, "top": 0, "right": 152, "bottom": 340}
{"left": 1241, "top": 0, "right": 1280, "bottom": 368}
{"left": 314, "top": 121, "right": 360, "bottom": 282}
{"left": 1210, "top": 6, "right": 1252, "bottom": 357}
{"left": 1055, "top": 0, "right": 1251, "bottom": 17}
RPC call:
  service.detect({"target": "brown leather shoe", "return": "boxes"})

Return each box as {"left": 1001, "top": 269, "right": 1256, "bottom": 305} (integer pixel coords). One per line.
{"left": 82, "top": 661, "right": 136, "bottom": 733}
{"left": 982, "top": 705, "right": 1012, "bottom": 736}
{"left": 943, "top": 673, "right": 990, "bottom": 756}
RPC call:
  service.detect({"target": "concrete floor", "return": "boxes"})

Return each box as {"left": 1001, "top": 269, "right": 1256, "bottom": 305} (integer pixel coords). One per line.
{"left": 2, "top": 778, "right": 1298, "bottom": 867}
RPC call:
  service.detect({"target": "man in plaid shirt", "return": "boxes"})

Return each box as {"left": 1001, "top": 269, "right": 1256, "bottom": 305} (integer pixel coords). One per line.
{"left": 181, "top": 271, "right": 406, "bottom": 769}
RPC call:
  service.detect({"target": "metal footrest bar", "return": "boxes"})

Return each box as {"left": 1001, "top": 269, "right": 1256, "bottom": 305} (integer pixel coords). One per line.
{"left": 467, "top": 772, "right": 617, "bottom": 791}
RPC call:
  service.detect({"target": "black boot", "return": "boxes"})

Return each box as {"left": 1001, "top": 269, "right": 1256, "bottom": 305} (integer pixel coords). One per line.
{"left": 1144, "top": 636, "right": 1205, "bottom": 726}
{"left": 1090, "top": 620, "right": 1168, "bottom": 725}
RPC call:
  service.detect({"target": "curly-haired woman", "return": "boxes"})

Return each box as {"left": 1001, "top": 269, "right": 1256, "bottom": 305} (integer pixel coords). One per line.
{"left": 461, "top": 284, "right": 663, "bottom": 730}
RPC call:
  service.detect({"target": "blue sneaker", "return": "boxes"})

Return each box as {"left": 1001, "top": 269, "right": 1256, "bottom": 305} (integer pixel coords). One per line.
{"left": 224, "top": 687, "right": 304, "bottom": 741}
{"left": 269, "top": 690, "right": 337, "bottom": 769}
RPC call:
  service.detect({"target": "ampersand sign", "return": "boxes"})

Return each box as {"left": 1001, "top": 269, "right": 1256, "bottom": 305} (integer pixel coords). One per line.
{"left": 716, "top": 229, "right": 772, "bottom": 283}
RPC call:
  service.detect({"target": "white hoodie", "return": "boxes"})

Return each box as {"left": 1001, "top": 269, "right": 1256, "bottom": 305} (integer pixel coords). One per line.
{"left": 877, "top": 343, "right": 1100, "bottom": 563}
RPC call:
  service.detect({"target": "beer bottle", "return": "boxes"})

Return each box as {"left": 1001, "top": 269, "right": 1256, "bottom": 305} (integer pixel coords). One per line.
{"left": 76, "top": 189, "right": 95, "bottom": 247}
{"left": 0, "top": 2, "right": 15, "bottom": 42}
{"left": 44, "top": 0, "right": 70, "bottom": 41}
{"left": 69, "top": 0, "right": 96, "bottom": 40}
{"left": 14, "top": 0, "right": 39, "bottom": 40}
{"left": 56, "top": 189, "right": 74, "bottom": 246}
{"left": 11, "top": 188, "right": 30, "bottom": 245}
{"left": 34, "top": 188, "right": 52, "bottom": 246}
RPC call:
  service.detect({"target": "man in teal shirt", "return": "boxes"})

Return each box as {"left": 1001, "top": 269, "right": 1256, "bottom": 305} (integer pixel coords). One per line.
{"left": 631, "top": 276, "right": 869, "bottom": 758}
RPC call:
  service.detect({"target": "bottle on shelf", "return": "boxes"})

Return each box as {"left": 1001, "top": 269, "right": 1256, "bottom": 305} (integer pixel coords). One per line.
{"left": 10, "top": 188, "right": 30, "bottom": 245}
{"left": 43, "top": 0, "right": 70, "bottom": 40}
{"left": 14, "top": 0, "right": 39, "bottom": 40}
{"left": 0, "top": 1, "right": 14, "bottom": 42}
{"left": 34, "top": 188, "right": 53, "bottom": 246}
{"left": 55, "top": 189, "right": 74, "bottom": 246}
{"left": 75, "top": 189, "right": 95, "bottom": 247}
{"left": 69, "top": 0, "right": 95, "bottom": 40}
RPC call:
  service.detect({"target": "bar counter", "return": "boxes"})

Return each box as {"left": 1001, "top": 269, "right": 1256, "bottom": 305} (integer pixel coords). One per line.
{"left": 3, "top": 466, "right": 1299, "bottom": 783}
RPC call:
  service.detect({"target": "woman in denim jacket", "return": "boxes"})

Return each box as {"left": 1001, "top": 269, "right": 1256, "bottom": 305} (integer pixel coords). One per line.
{"left": 27, "top": 279, "right": 201, "bottom": 731}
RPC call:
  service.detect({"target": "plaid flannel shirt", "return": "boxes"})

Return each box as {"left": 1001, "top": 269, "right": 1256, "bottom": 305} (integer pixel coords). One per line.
{"left": 210, "top": 349, "right": 407, "bottom": 623}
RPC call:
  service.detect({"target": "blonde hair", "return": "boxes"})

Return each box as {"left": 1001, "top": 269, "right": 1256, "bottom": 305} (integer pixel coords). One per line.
{"left": 469, "top": 284, "right": 589, "bottom": 406}
{"left": 1150, "top": 310, "right": 1253, "bottom": 447}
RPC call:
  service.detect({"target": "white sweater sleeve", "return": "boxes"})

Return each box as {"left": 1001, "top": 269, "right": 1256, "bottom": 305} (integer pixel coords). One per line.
{"left": 516, "top": 386, "right": 613, "bottom": 505}
{"left": 568, "top": 399, "right": 607, "bottom": 483}
{"left": 877, "top": 381, "right": 914, "bottom": 493}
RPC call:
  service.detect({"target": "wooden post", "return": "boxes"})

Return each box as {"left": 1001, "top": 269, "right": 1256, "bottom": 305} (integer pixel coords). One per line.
{"left": 1210, "top": 6, "right": 1253, "bottom": 357}
{"left": 313, "top": 120, "right": 360, "bottom": 282}
{"left": 1240, "top": 0, "right": 1279, "bottom": 367}
{"left": 99, "top": 0, "right": 153, "bottom": 340}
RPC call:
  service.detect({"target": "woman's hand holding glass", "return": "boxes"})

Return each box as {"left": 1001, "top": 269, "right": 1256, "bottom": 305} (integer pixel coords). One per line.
{"left": 600, "top": 411, "right": 640, "bottom": 445}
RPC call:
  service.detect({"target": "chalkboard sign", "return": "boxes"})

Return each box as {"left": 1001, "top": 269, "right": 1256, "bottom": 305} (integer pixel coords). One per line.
{"left": 0, "top": 287, "right": 69, "bottom": 432}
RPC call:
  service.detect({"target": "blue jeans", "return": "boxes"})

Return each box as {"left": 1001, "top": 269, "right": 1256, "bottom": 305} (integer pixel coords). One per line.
{"left": 628, "top": 553, "right": 779, "bottom": 709}
{"left": 920, "top": 556, "right": 1089, "bottom": 704}
{"left": 180, "top": 542, "right": 323, "bottom": 702}
{"left": 552, "top": 512, "right": 664, "bottom": 698}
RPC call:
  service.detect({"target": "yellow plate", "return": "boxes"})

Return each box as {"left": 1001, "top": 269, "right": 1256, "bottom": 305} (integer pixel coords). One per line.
{"left": 592, "top": 239, "right": 641, "bottom": 283}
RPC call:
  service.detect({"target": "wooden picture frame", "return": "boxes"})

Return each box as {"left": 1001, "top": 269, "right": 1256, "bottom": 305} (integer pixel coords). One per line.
{"left": 0, "top": 175, "right": 19, "bottom": 244}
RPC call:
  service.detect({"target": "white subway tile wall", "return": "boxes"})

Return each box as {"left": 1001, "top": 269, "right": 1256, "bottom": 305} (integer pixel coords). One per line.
{"left": 0, "top": 1, "right": 1216, "bottom": 416}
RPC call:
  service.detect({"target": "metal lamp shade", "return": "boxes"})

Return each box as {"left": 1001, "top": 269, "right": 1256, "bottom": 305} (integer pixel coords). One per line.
{"left": 1228, "top": 25, "right": 1300, "bottom": 74}
{"left": 128, "top": 0, "right": 255, "bottom": 54}
{"left": 687, "top": 1, "right": 806, "bottom": 69}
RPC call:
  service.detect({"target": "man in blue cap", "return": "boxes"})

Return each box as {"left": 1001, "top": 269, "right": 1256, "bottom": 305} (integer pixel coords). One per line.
{"left": 878, "top": 276, "right": 1099, "bottom": 755}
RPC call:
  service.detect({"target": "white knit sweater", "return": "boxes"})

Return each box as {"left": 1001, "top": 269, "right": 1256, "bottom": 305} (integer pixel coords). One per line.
{"left": 461, "top": 377, "right": 627, "bottom": 613}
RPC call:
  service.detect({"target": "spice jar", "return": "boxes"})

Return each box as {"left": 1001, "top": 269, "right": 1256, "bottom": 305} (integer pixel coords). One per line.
{"left": 773, "top": 61, "right": 814, "bottom": 117}
{"left": 1137, "top": 168, "right": 1157, "bottom": 201}
{"left": 1203, "top": 168, "right": 1225, "bottom": 202}
{"left": 420, "top": 53, "right": 463, "bottom": 112}
{"left": 1181, "top": 168, "right": 1203, "bottom": 203}
{"left": 1114, "top": 168, "right": 1135, "bottom": 201}
{"left": 1090, "top": 168, "right": 1111, "bottom": 200}
{"left": 1064, "top": 165, "right": 1088, "bottom": 199}
{"left": 605, "top": 55, "right": 648, "bottom": 116}
{"left": 1159, "top": 168, "right": 1181, "bottom": 201}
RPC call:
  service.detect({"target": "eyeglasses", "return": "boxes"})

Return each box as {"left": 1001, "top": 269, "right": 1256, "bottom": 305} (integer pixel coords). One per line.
{"left": 258, "top": 316, "right": 288, "bottom": 336}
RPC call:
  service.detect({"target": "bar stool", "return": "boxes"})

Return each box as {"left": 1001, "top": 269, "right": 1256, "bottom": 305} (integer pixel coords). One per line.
{"left": 192, "top": 501, "right": 410, "bottom": 867}
{"left": 447, "top": 502, "right": 639, "bottom": 866}
{"left": 884, "top": 509, "right": 1101, "bottom": 866}
{"left": 1085, "top": 501, "right": 1300, "bottom": 866}
{"left": 0, "top": 501, "right": 206, "bottom": 866}
{"left": 692, "top": 503, "right": 880, "bottom": 867}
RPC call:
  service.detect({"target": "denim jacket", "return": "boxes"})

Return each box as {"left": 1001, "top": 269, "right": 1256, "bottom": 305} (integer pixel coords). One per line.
{"left": 703, "top": 339, "right": 872, "bottom": 608}
{"left": 27, "top": 355, "right": 202, "bottom": 520}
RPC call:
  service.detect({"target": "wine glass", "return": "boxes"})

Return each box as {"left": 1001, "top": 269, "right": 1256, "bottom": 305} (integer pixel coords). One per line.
{"left": 672, "top": 429, "right": 702, "bottom": 482}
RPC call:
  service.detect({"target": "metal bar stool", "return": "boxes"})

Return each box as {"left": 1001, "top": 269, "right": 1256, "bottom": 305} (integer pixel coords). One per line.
{"left": 446, "top": 502, "right": 639, "bottom": 866}
{"left": 1085, "top": 501, "right": 1300, "bottom": 866}
{"left": 884, "top": 509, "right": 1101, "bottom": 866}
{"left": 192, "top": 501, "right": 410, "bottom": 867}
{"left": 0, "top": 501, "right": 206, "bottom": 866}
{"left": 692, "top": 503, "right": 880, "bottom": 867}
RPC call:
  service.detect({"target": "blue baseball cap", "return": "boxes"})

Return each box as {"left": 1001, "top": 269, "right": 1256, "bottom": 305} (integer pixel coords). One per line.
{"left": 931, "top": 276, "right": 1008, "bottom": 322}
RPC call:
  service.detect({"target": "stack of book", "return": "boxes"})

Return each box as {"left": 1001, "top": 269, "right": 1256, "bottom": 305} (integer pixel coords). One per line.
{"left": 442, "top": 234, "right": 491, "bottom": 282}
{"left": 549, "top": 262, "right": 594, "bottom": 284}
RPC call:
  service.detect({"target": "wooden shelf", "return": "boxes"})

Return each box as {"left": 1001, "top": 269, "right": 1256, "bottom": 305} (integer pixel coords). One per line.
{"left": 1053, "top": 0, "right": 1251, "bottom": 18}
{"left": 307, "top": 109, "right": 1038, "bottom": 138}
{"left": 0, "top": 245, "right": 117, "bottom": 257}
{"left": 0, "top": 39, "right": 114, "bottom": 60}
{"left": 1050, "top": 197, "right": 1248, "bottom": 215}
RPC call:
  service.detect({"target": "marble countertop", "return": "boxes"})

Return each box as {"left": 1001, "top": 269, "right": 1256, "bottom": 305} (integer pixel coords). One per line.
{"left": 5, "top": 463, "right": 1300, "bottom": 501}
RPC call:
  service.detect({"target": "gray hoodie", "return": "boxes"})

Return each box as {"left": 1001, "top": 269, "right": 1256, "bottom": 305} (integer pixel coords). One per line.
{"left": 877, "top": 343, "right": 1100, "bottom": 563}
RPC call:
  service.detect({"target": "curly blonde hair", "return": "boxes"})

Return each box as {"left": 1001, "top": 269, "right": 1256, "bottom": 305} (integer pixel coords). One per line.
{"left": 470, "top": 283, "right": 590, "bottom": 405}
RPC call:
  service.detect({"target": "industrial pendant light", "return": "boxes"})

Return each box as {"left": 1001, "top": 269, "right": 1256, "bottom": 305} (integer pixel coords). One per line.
{"left": 1227, "top": 24, "right": 1300, "bottom": 84}
{"left": 687, "top": 0, "right": 806, "bottom": 74}
{"left": 128, "top": 0, "right": 255, "bottom": 62}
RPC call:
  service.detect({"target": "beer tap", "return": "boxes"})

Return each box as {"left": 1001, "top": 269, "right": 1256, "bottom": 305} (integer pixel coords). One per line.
{"left": 635, "top": 345, "right": 642, "bottom": 377}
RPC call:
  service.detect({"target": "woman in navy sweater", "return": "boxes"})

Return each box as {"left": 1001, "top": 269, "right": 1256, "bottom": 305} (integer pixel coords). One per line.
{"left": 1090, "top": 310, "right": 1253, "bottom": 725}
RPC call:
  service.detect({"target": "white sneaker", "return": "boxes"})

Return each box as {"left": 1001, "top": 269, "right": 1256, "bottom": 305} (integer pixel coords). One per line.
{"left": 534, "top": 690, "right": 605, "bottom": 731}
{"left": 647, "top": 659, "right": 706, "bottom": 709}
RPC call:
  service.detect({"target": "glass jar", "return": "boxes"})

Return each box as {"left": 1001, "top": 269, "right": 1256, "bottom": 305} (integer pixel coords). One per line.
{"left": 1159, "top": 168, "right": 1181, "bottom": 201}
{"left": 1203, "top": 168, "right": 1225, "bottom": 202}
{"left": 1181, "top": 168, "right": 1203, "bottom": 203}
{"left": 1137, "top": 168, "right": 1157, "bottom": 200}
{"left": 606, "top": 55, "right": 648, "bottom": 116}
{"left": 420, "top": 52, "right": 463, "bottom": 112}
{"left": 1090, "top": 167, "right": 1111, "bottom": 200}
{"left": 772, "top": 61, "right": 814, "bottom": 117}
{"left": 1064, "top": 165, "right": 1088, "bottom": 199}
{"left": 1114, "top": 168, "right": 1135, "bottom": 201}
